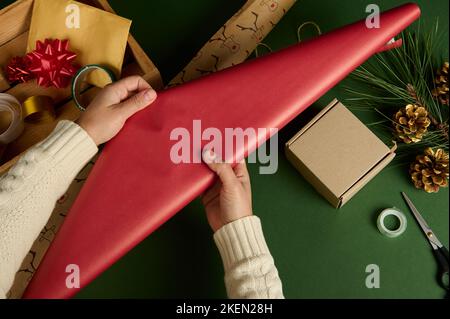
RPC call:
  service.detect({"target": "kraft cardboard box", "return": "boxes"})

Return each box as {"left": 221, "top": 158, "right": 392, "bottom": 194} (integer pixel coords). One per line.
{"left": 285, "top": 99, "right": 396, "bottom": 208}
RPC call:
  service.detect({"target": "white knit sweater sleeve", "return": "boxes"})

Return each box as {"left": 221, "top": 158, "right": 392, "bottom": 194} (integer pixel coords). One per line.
{"left": 0, "top": 120, "right": 98, "bottom": 299}
{"left": 214, "top": 216, "right": 284, "bottom": 299}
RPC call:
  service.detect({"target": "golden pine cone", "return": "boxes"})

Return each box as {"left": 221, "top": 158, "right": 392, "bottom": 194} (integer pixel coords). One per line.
{"left": 393, "top": 104, "right": 431, "bottom": 143}
{"left": 432, "top": 62, "right": 449, "bottom": 106}
{"left": 410, "top": 148, "right": 449, "bottom": 193}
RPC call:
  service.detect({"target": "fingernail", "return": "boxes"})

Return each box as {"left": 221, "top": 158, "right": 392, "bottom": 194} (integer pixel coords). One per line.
{"left": 144, "top": 89, "right": 157, "bottom": 102}
{"left": 202, "top": 148, "right": 216, "bottom": 164}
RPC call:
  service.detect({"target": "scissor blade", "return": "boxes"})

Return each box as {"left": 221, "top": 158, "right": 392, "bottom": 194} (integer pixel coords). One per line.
{"left": 401, "top": 192, "right": 442, "bottom": 249}
{"left": 402, "top": 192, "right": 430, "bottom": 231}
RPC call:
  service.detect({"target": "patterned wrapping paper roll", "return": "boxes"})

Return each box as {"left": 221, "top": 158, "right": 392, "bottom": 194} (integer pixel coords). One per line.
{"left": 168, "top": 0, "right": 297, "bottom": 86}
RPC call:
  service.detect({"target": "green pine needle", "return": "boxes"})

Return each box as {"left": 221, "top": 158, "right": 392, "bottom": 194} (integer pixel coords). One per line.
{"left": 344, "top": 19, "right": 449, "bottom": 163}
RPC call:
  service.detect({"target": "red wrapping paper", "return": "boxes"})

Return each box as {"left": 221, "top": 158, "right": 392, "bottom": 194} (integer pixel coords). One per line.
{"left": 24, "top": 3, "right": 420, "bottom": 298}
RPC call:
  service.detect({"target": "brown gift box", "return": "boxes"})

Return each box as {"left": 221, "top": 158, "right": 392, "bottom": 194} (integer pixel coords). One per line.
{"left": 285, "top": 99, "right": 396, "bottom": 208}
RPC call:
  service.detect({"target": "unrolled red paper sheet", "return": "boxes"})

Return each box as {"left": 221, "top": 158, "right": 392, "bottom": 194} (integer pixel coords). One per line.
{"left": 24, "top": 4, "right": 420, "bottom": 298}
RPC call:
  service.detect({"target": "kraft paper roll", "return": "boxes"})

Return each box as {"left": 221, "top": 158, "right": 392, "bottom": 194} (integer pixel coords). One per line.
{"left": 0, "top": 93, "right": 24, "bottom": 145}
{"left": 168, "top": 0, "right": 297, "bottom": 86}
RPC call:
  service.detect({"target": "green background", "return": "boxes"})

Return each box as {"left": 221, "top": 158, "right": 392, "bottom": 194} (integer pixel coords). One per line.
{"left": 3, "top": 0, "right": 449, "bottom": 298}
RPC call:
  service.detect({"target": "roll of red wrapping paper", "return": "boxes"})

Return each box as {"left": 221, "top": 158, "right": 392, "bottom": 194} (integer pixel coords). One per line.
{"left": 24, "top": 3, "right": 421, "bottom": 298}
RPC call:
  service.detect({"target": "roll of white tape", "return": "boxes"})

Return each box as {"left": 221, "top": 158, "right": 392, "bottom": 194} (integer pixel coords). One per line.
{"left": 0, "top": 93, "right": 24, "bottom": 145}
{"left": 377, "top": 208, "right": 407, "bottom": 238}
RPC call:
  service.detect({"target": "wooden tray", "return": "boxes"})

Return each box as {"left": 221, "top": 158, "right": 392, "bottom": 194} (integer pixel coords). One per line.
{"left": 0, "top": 0, "right": 163, "bottom": 175}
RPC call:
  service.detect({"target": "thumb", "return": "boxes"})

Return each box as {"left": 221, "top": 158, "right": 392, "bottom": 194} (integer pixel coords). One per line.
{"left": 202, "top": 149, "right": 238, "bottom": 188}
{"left": 118, "top": 88, "right": 157, "bottom": 119}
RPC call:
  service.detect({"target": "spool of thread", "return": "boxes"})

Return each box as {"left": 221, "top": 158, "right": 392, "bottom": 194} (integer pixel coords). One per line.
{"left": 0, "top": 93, "right": 24, "bottom": 145}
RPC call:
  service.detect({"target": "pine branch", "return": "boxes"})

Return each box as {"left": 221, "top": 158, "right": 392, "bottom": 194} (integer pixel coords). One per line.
{"left": 343, "top": 19, "right": 449, "bottom": 161}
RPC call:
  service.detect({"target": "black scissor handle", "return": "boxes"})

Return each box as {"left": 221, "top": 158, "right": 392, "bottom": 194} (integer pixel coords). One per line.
{"left": 433, "top": 246, "right": 449, "bottom": 290}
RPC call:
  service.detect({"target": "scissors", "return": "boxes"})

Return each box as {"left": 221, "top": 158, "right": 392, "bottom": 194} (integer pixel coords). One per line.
{"left": 402, "top": 192, "right": 449, "bottom": 291}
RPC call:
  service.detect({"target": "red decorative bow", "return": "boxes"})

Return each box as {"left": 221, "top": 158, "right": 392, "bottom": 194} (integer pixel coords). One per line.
{"left": 4, "top": 56, "right": 35, "bottom": 84}
{"left": 26, "top": 39, "right": 79, "bottom": 88}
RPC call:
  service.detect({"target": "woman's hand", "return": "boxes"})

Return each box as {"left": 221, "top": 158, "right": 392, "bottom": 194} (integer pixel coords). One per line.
{"left": 201, "top": 149, "right": 253, "bottom": 232}
{"left": 77, "top": 76, "right": 157, "bottom": 146}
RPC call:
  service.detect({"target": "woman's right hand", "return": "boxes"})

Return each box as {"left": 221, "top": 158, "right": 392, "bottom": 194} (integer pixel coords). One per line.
{"left": 201, "top": 149, "right": 253, "bottom": 232}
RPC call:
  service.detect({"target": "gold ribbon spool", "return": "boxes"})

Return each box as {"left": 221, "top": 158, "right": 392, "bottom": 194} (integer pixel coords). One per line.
{"left": 22, "top": 96, "right": 56, "bottom": 123}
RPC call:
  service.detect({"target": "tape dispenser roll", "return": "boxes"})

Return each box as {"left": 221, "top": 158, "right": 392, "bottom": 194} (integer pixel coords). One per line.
{"left": 377, "top": 207, "right": 407, "bottom": 238}
{"left": 0, "top": 93, "right": 24, "bottom": 145}
{"left": 72, "top": 65, "right": 116, "bottom": 111}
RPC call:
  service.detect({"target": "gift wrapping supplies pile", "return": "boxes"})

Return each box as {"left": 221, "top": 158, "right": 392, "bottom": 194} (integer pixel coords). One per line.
{"left": 0, "top": 0, "right": 133, "bottom": 165}
{"left": 3, "top": 0, "right": 297, "bottom": 298}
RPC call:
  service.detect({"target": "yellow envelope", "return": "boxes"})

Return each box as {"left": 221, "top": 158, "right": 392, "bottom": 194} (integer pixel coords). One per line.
{"left": 27, "top": 0, "right": 131, "bottom": 87}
